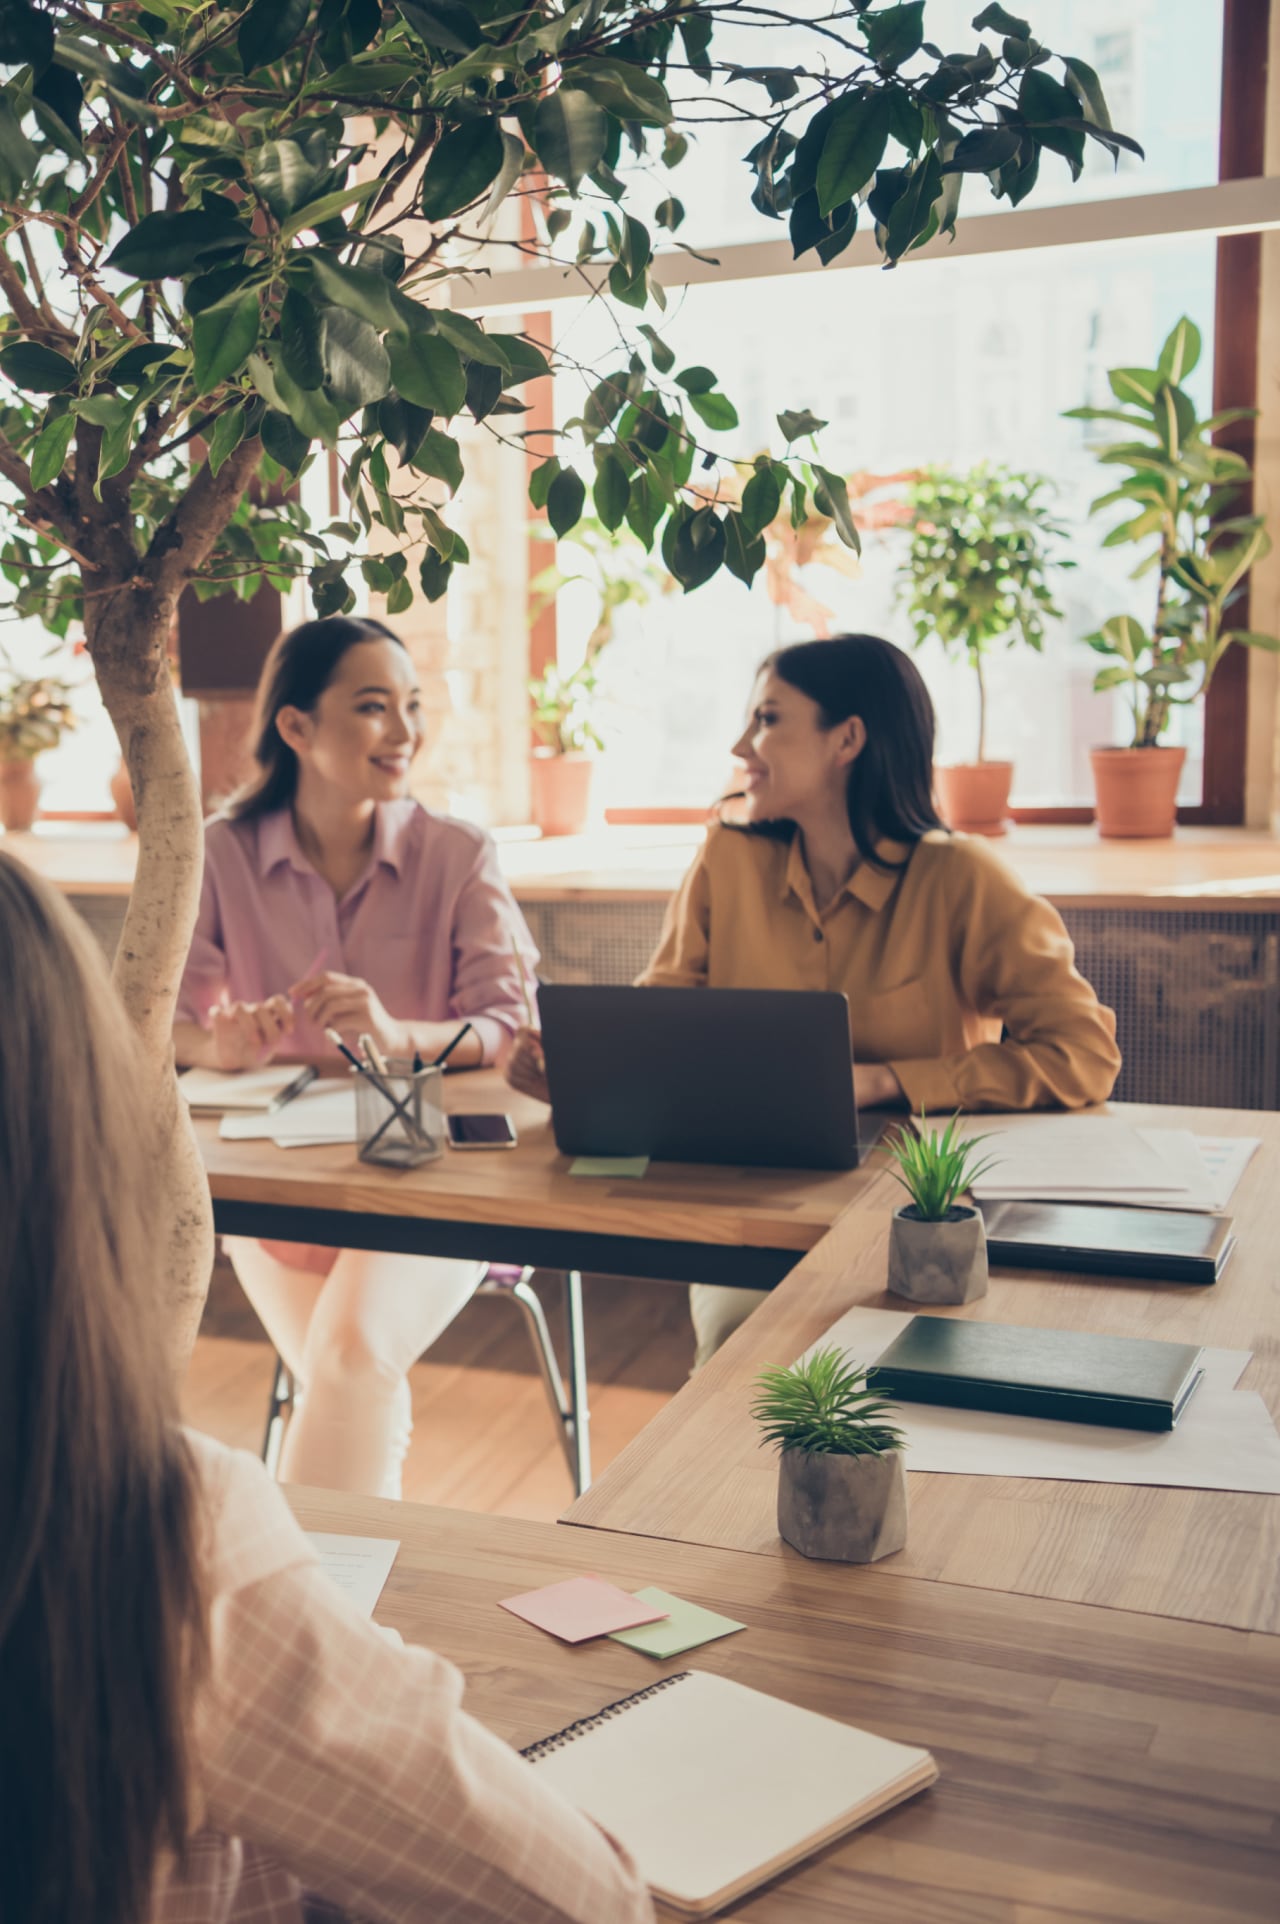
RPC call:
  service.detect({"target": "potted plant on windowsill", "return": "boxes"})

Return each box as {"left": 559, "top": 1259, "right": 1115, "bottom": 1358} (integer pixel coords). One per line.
{"left": 885, "top": 1113, "right": 998, "bottom": 1305}
{"left": 0, "top": 671, "right": 77, "bottom": 831}
{"left": 1065, "top": 315, "right": 1280, "bottom": 838}
{"left": 752, "top": 1346, "right": 906, "bottom": 1563}
{"left": 896, "top": 464, "right": 1071, "bottom": 836}
{"left": 528, "top": 660, "right": 604, "bottom": 837}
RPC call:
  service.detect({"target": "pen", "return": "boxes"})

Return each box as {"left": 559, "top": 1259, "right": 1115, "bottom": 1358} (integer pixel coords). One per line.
{"left": 326, "top": 1027, "right": 429, "bottom": 1147}
{"left": 432, "top": 1021, "right": 473, "bottom": 1069}
{"left": 511, "top": 934, "right": 536, "bottom": 1030}
{"left": 266, "top": 1062, "right": 318, "bottom": 1114}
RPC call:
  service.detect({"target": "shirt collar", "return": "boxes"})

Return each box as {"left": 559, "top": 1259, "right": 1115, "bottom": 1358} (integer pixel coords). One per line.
{"left": 780, "top": 832, "right": 909, "bottom": 916}
{"left": 256, "top": 803, "right": 408, "bottom": 882}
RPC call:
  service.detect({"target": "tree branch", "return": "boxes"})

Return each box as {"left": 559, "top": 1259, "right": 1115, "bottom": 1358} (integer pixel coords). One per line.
{"left": 0, "top": 240, "right": 74, "bottom": 346}
{"left": 144, "top": 435, "right": 264, "bottom": 596}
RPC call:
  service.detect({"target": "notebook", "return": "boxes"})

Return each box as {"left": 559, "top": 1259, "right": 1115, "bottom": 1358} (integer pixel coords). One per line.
{"left": 519, "top": 1669, "right": 936, "bottom": 1917}
{"left": 179, "top": 1064, "right": 313, "bottom": 1113}
{"left": 978, "top": 1199, "right": 1237, "bottom": 1286}
{"left": 868, "top": 1315, "right": 1205, "bottom": 1432}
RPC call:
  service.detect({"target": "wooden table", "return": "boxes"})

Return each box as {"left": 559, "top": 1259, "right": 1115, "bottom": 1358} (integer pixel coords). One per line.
{"left": 567, "top": 1103, "right": 1280, "bottom": 1635}
{"left": 287, "top": 1484, "right": 1280, "bottom": 1923}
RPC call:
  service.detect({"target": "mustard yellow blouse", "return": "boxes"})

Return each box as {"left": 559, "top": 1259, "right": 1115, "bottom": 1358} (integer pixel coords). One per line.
{"left": 638, "top": 825, "right": 1120, "bottom": 1113}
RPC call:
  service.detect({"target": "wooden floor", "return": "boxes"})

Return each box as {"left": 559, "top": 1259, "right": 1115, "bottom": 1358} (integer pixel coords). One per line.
{"left": 182, "top": 1256, "right": 696, "bottom": 1518}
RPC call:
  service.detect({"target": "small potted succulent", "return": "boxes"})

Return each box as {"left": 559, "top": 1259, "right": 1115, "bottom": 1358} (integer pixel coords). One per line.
{"left": 885, "top": 1112, "right": 998, "bottom": 1305}
{"left": 0, "top": 671, "right": 77, "bottom": 830}
{"left": 752, "top": 1345, "right": 906, "bottom": 1563}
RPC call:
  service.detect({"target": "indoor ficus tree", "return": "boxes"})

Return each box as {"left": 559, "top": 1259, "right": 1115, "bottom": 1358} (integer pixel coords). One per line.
{"left": 0, "top": 0, "right": 1136, "bottom": 1356}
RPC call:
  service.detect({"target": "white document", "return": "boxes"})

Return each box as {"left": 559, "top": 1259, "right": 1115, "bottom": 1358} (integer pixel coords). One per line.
{"left": 180, "top": 1064, "right": 311, "bottom": 1112}
{"left": 305, "top": 1532, "right": 399, "bottom": 1617}
{"left": 219, "top": 1080, "right": 356, "bottom": 1146}
{"left": 966, "top": 1116, "right": 1261, "bottom": 1214}
{"left": 813, "top": 1306, "right": 1280, "bottom": 1496}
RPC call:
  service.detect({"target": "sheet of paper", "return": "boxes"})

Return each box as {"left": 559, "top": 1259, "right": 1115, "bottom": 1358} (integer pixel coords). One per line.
{"left": 609, "top": 1588, "right": 746, "bottom": 1659}
{"left": 569, "top": 1155, "right": 651, "bottom": 1179}
{"left": 181, "top": 1064, "right": 307, "bottom": 1112}
{"left": 810, "top": 1306, "right": 1280, "bottom": 1495}
{"left": 305, "top": 1532, "right": 399, "bottom": 1618}
{"left": 219, "top": 1081, "right": 356, "bottom": 1146}
{"left": 499, "top": 1575, "right": 669, "bottom": 1643}
{"left": 966, "top": 1119, "right": 1260, "bottom": 1214}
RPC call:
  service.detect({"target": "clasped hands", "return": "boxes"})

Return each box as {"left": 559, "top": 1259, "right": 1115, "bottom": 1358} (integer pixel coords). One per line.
{"left": 208, "top": 969, "right": 410, "bottom": 1071}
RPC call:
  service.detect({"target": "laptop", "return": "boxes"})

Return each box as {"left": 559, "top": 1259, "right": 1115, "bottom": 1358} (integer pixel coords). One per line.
{"left": 538, "top": 985, "right": 881, "bottom": 1171}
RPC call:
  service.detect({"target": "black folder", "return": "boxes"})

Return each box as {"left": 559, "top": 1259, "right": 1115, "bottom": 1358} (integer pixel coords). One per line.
{"left": 977, "top": 1200, "right": 1236, "bottom": 1286}
{"left": 868, "top": 1316, "right": 1205, "bottom": 1431}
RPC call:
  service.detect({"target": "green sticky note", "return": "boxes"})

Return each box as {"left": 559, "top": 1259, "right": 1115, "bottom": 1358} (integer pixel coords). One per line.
{"left": 608, "top": 1588, "right": 746, "bottom": 1659}
{"left": 568, "top": 1155, "right": 650, "bottom": 1179}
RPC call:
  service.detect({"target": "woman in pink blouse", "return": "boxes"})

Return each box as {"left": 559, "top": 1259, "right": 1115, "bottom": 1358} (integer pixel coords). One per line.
{"left": 0, "top": 847, "right": 652, "bottom": 1924}
{"left": 175, "top": 615, "right": 538, "bottom": 1499}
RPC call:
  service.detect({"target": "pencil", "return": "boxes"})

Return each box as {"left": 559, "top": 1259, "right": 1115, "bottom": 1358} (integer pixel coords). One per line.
{"left": 432, "top": 1021, "right": 473, "bottom": 1069}
{"left": 511, "top": 934, "right": 535, "bottom": 1029}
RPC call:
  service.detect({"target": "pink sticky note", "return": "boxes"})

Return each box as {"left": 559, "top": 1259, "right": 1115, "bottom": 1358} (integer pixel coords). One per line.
{"left": 499, "top": 1575, "right": 669, "bottom": 1643}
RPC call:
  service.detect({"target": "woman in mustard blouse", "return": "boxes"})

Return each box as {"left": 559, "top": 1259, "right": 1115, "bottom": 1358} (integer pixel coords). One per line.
{"left": 508, "top": 634, "right": 1121, "bottom": 1362}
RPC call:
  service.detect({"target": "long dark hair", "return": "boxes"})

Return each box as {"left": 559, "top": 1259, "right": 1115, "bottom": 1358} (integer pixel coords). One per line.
{"left": 733, "top": 634, "right": 943, "bottom": 869}
{"left": 0, "top": 851, "right": 208, "bottom": 1924}
{"left": 229, "top": 613, "right": 404, "bottom": 819}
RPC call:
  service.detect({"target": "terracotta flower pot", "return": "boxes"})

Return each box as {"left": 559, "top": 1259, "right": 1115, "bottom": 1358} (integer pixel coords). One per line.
{"left": 529, "top": 750, "right": 594, "bottom": 837}
{"left": 0, "top": 756, "right": 41, "bottom": 831}
{"left": 1090, "top": 745, "right": 1186, "bottom": 840}
{"left": 887, "top": 1203, "right": 989, "bottom": 1305}
{"left": 109, "top": 759, "right": 137, "bottom": 830}
{"left": 776, "top": 1447, "right": 908, "bottom": 1563}
{"left": 934, "top": 761, "right": 1014, "bottom": 837}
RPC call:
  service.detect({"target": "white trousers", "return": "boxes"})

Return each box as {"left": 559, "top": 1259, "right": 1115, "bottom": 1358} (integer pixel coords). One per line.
{"left": 223, "top": 1238, "right": 485, "bottom": 1499}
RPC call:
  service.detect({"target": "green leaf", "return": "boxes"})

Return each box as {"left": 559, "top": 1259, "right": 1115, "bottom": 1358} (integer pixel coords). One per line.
{"left": 279, "top": 179, "right": 380, "bottom": 241}
{"left": 687, "top": 390, "right": 738, "bottom": 432}
{"left": 884, "top": 150, "right": 942, "bottom": 261}
{"left": 28, "top": 412, "right": 76, "bottom": 491}
{"left": 1107, "top": 367, "right": 1161, "bottom": 410}
{"left": 419, "top": 548, "right": 454, "bottom": 602}
{"left": 239, "top": 0, "right": 309, "bottom": 71}
{"left": 1091, "top": 663, "right": 1134, "bottom": 693}
{"left": 724, "top": 510, "right": 766, "bottom": 586}
{"left": 388, "top": 333, "right": 466, "bottom": 415}
{"left": 777, "top": 407, "right": 827, "bottom": 443}
{"left": 1018, "top": 68, "right": 1085, "bottom": 178}
{"left": 384, "top": 573, "right": 414, "bottom": 616}
{"left": 271, "top": 355, "right": 343, "bottom": 446}
{"left": 493, "top": 333, "right": 550, "bottom": 387}
{"left": 741, "top": 464, "right": 782, "bottom": 535}
{"left": 397, "top": 0, "right": 483, "bottom": 56}
{"left": 408, "top": 427, "right": 463, "bottom": 493}
{"left": 250, "top": 135, "right": 329, "bottom": 220}
{"left": 321, "top": 307, "right": 391, "bottom": 410}
{"left": 592, "top": 447, "right": 629, "bottom": 531}
{"left": 655, "top": 196, "right": 684, "bottom": 231}
{"left": 1158, "top": 316, "right": 1202, "bottom": 385}
{"left": 192, "top": 291, "right": 260, "bottom": 396}
{"left": 435, "top": 311, "right": 511, "bottom": 370}
{"left": 481, "top": 128, "right": 527, "bottom": 222}
{"left": 280, "top": 288, "right": 325, "bottom": 390}
{"left": 32, "top": 63, "right": 85, "bottom": 158}
{"left": 0, "top": 2, "right": 55, "bottom": 68}
{"left": 529, "top": 457, "right": 560, "bottom": 510}
{"left": 1096, "top": 614, "right": 1146, "bottom": 664}
{"left": 815, "top": 92, "right": 892, "bottom": 218}
{"left": 107, "top": 210, "right": 245, "bottom": 280}
{"left": 1223, "top": 630, "right": 1280, "bottom": 653}
{"left": 569, "top": 58, "right": 672, "bottom": 127}
{"left": 262, "top": 409, "right": 310, "bottom": 475}
{"left": 663, "top": 504, "right": 726, "bottom": 591}
{"left": 0, "top": 342, "right": 76, "bottom": 393}
{"left": 861, "top": 1, "right": 924, "bottom": 70}
{"left": 207, "top": 401, "right": 249, "bottom": 479}
{"left": 675, "top": 366, "right": 715, "bottom": 396}
{"left": 678, "top": 12, "right": 713, "bottom": 81}
{"left": 533, "top": 89, "right": 608, "bottom": 190}
{"left": 419, "top": 117, "right": 504, "bottom": 221}
{"left": 0, "top": 98, "right": 38, "bottom": 199}
{"left": 639, "top": 325, "right": 674, "bottom": 375}
{"left": 813, "top": 466, "right": 861, "bottom": 553}
{"left": 547, "top": 466, "right": 587, "bottom": 537}
{"left": 302, "top": 253, "right": 400, "bottom": 331}
{"left": 1061, "top": 54, "right": 1112, "bottom": 130}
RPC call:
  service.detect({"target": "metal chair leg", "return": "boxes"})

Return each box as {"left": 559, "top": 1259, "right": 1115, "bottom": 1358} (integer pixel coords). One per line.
{"left": 484, "top": 1267, "right": 592, "bottom": 1496}
{"left": 261, "top": 1354, "right": 293, "bottom": 1478}
{"left": 564, "top": 1269, "right": 591, "bottom": 1496}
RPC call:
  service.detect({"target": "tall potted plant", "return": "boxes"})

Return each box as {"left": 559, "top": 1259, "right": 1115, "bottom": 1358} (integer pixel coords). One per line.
{"left": 528, "top": 660, "right": 605, "bottom": 838}
{"left": 1066, "top": 316, "right": 1279, "bottom": 837}
{"left": 896, "top": 464, "right": 1070, "bottom": 835}
{"left": 752, "top": 1347, "right": 906, "bottom": 1563}
{"left": 0, "top": 672, "right": 76, "bottom": 830}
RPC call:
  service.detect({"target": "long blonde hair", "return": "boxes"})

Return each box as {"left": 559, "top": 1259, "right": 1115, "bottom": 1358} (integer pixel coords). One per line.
{"left": 0, "top": 850, "right": 208, "bottom": 1924}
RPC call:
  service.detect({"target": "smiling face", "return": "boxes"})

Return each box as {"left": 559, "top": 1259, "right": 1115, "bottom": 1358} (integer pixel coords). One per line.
{"left": 277, "top": 638, "right": 423, "bottom": 805}
{"left": 730, "top": 669, "right": 866, "bottom": 828}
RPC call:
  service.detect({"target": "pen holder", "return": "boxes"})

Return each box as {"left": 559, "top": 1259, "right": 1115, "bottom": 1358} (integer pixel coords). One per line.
{"left": 354, "top": 1060, "right": 445, "bottom": 1169}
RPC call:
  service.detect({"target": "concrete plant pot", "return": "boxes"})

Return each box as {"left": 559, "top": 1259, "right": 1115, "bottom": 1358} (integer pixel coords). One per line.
{"left": 888, "top": 1203, "right": 989, "bottom": 1304}
{"left": 777, "top": 1447, "right": 907, "bottom": 1563}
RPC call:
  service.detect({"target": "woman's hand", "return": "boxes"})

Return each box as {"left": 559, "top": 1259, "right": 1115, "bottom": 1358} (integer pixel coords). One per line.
{"left": 208, "top": 995, "right": 295, "bottom": 1070}
{"left": 501, "top": 1025, "right": 550, "bottom": 1106}
{"left": 854, "top": 1060, "right": 906, "bottom": 1111}
{"left": 291, "top": 970, "right": 408, "bottom": 1057}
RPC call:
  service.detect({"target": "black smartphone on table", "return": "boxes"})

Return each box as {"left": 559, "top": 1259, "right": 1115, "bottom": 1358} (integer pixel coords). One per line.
{"left": 447, "top": 1112, "right": 518, "bottom": 1150}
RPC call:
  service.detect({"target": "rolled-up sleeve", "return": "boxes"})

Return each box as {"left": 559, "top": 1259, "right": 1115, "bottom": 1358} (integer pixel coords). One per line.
{"left": 636, "top": 847, "right": 710, "bottom": 989}
{"left": 890, "top": 854, "right": 1121, "bottom": 1113}
{"left": 449, "top": 839, "right": 540, "bottom": 1064}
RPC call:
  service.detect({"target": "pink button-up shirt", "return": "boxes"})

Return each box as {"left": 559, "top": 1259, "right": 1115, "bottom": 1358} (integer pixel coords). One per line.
{"left": 178, "top": 801, "right": 538, "bottom": 1065}
{"left": 151, "top": 1433, "right": 653, "bottom": 1923}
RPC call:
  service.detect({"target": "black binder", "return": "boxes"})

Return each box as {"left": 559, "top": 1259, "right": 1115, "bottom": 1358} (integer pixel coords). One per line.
{"left": 869, "top": 1316, "right": 1205, "bottom": 1431}
{"left": 977, "top": 1200, "right": 1236, "bottom": 1286}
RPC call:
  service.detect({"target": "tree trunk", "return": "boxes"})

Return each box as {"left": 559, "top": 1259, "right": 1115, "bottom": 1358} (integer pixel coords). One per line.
{"left": 84, "top": 582, "right": 213, "bottom": 1370}
{"left": 974, "top": 649, "right": 987, "bottom": 764}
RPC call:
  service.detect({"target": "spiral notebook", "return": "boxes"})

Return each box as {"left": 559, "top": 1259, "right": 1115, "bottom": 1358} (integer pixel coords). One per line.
{"left": 519, "top": 1669, "right": 937, "bottom": 1917}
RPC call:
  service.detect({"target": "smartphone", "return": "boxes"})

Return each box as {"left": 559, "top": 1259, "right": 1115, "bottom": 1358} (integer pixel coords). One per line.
{"left": 447, "top": 1112, "right": 518, "bottom": 1150}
